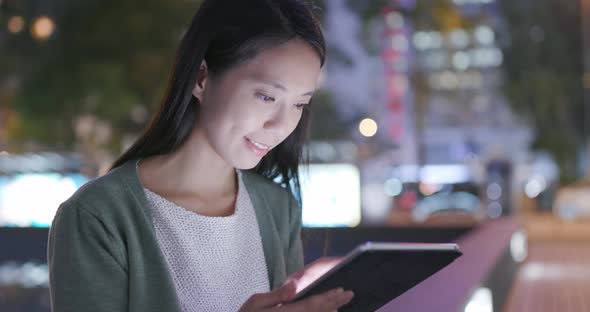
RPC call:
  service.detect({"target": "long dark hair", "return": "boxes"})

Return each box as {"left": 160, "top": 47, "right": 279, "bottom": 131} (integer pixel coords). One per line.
{"left": 111, "top": 0, "right": 326, "bottom": 201}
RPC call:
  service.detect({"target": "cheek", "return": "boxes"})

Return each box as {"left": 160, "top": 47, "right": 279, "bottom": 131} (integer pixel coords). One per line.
{"left": 281, "top": 110, "right": 304, "bottom": 138}
{"left": 200, "top": 92, "right": 242, "bottom": 128}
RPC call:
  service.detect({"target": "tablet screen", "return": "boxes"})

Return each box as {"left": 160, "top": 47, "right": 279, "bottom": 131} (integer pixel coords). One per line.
{"left": 292, "top": 243, "right": 462, "bottom": 312}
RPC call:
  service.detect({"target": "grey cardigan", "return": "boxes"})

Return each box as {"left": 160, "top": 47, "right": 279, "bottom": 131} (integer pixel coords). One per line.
{"left": 47, "top": 159, "right": 304, "bottom": 312}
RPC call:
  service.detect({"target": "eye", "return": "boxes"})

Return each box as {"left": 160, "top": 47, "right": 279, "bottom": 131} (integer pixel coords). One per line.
{"left": 256, "top": 92, "right": 275, "bottom": 102}
{"left": 294, "top": 103, "right": 308, "bottom": 109}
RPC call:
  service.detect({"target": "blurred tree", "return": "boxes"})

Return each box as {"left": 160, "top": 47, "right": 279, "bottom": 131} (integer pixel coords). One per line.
{"left": 499, "top": 0, "right": 585, "bottom": 181}
{"left": 4, "top": 0, "right": 197, "bottom": 155}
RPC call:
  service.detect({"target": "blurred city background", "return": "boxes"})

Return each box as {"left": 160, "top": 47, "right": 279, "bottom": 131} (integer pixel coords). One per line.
{"left": 1, "top": 0, "right": 590, "bottom": 311}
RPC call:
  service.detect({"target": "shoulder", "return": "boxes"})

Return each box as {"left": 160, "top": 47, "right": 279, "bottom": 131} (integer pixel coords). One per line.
{"left": 56, "top": 160, "right": 141, "bottom": 223}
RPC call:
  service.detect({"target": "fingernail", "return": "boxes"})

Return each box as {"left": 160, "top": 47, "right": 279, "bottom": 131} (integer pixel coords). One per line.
{"left": 286, "top": 280, "right": 296, "bottom": 290}
{"left": 282, "top": 282, "right": 296, "bottom": 300}
{"left": 282, "top": 279, "right": 295, "bottom": 288}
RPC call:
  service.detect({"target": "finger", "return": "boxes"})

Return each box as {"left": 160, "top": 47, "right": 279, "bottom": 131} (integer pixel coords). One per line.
{"left": 247, "top": 281, "right": 297, "bottom": 309}
{"left": 311, "top": 288, "right": 354, "bottom": 310}
{"left": 284, "top": 288, "right": 354, "bottom": 311}
{"left": 285, "top": 270, "right": 305, "bottom": 283}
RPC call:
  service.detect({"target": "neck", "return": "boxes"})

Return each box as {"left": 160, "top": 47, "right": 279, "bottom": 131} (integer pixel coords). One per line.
{"left": 139, "top": 128, "right": 237, "bottom": 199}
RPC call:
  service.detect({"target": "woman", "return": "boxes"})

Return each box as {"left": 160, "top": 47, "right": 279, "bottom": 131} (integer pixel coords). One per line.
{"left": 47, "top": 0, "right": 354, "bottom": 311}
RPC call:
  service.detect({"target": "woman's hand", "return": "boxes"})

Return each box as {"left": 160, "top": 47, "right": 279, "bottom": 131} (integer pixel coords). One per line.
{"left": 238, "top": 280, "right": 354, "bottom": 311}
{"left": 286, "top": 257, "right": 344, "bottom": 293}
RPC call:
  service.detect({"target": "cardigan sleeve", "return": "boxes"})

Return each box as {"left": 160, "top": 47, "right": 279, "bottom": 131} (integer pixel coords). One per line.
{"left": 48, "top": 201, "right": 128, "bottom": 312}
{"left": 285, "top": 192, "right": 304, "bottom": 275}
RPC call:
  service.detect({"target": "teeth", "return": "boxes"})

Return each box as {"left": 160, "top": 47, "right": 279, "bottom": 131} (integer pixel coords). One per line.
{"left": 248, "top": 138, "right": 269, "bottom": 150}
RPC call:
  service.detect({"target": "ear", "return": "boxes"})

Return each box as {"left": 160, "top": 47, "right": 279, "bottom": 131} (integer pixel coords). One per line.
{"left": 192, "top": 60, "right": 208, "bottom": 102}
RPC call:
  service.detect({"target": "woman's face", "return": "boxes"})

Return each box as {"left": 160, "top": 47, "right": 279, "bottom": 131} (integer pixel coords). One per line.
{"left": 194, "top": 38, "right": 322, "bottom": 169}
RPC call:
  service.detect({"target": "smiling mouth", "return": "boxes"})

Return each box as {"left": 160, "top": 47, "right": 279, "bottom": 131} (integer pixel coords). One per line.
{"left": 245, "top": 137, "right": 270, "bottom": 150}
{"left": 245, "top": 136, "right": 272, "bottom": 157}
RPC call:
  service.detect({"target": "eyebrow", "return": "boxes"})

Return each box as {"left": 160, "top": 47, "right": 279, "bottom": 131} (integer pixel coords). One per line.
{"left": 253, "top": 79, "right": 315, "bottom": 97}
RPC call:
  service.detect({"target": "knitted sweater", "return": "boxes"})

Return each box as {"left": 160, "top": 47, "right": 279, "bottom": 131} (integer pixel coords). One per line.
{"left": 48, "top": 159, "right": 303, "bottom": 312}
{"left": 143, "top": 169, "right": 270, "bottom": 311}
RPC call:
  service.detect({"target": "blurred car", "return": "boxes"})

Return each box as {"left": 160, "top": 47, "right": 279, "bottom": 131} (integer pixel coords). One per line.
{"left": 553, "top": 179, "right": 590, "bottom": 221}
{"left": 412, "top": 185, "right": 485, "bottom": 223}
{"left": 391, "top": 181, "right": 485, "bottom": 223}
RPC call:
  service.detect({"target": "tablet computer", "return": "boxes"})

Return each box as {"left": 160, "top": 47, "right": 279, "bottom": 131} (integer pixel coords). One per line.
{"left": 291, "top": 242, "right": 462, "bottom": 312}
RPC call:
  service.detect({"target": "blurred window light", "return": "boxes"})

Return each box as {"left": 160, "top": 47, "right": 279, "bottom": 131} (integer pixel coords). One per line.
{"left": 464, "top": 287, "right": 493, "bottom": 312}
{"left": 394, "top": 165, "right": 473, "bottom": 184}
{"left": 452, "top": 51, "right": 471, "bottom": 71}
{"left": 510, "top": 230, "right": 528, "bottom": 263}
{"left": 0, "top": 262, "right": 48, "bottom": 288}
{"left": 31, "top": 16, "right": 55, "bottom": 41}
{"left": 429, "top": 71, "right": 484, "bottom": 90}
{"left": 420, "top": 164, "right": 471, "bottom": 184}
{"left": 384, "top": 178, "right": 403, "bottom": 197}
{"left": 413, "top": 31, "right": 442, "bottom": 50}
{"left": 524, "top": 175, "right": 546, "bottom": 198}
{"left": 7, "top": 16, "right": 25, "bottom": 34}
{"left": 0, "top": 173, "right": 88, "bottom": 227}
{"left": 391, "top": 35, "right": 409, "bottom": 51}
{"left": 359, "top": 118, "right": 378, "bottom": 137}
{"left": 429, "top": 32, "right": 443, "bottom": 48}
{"left": 385, "top": 11, "right": 404, "bottom": 29}
{"left": 449, "top": 29, "right": 470, "bottom": 49}
{"left": 488, "top": 48, "right": 503, "bottom": 67}
{"left": 487, "top": 202, "right": 502, "bottom": 219}
{"left": 474, "top": 26, "right": 495, "bottom": 45}
{"left": 470, "top": 48, "right": 503, "bottom": 68}
{"left": 486, "top": 183, "right": 502, "bottom": 200}
{"left": 413, "top": 32, "right": 431, "bottom": 50}
{"left": 300, "top": 164, "right": 361, "bottom": 227}
{"left": 394, "top": 165, "right": 420, "bottom": 183}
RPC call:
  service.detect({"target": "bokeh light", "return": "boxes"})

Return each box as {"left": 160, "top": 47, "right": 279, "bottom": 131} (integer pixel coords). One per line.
{"left": 359, "top": 118, "right": 378, "bottom": 137}
{"left": 7, "top": 16, "right": 25, "bottom": 34}
{"left": 31, "top": 16, "right": 55, "bottom": 41}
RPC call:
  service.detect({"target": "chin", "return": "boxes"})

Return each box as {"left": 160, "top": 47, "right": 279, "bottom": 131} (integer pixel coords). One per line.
{"left": 232, "top": 157, "right": 262, "bottom": 170}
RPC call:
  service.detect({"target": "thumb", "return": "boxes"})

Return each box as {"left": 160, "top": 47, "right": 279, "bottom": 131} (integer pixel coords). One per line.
{"left": 285, "top": 270, "right": 305, "bottom": 283}
{"left": 272, "top": 280, "right": 298, "bottom": 303}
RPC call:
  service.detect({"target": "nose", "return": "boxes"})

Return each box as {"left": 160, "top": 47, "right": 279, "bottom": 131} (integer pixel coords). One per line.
{"left": 262, "top": 103, "right": 291, "bottom": 134}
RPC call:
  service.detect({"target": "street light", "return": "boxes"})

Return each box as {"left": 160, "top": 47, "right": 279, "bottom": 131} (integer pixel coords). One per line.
{"left": 7, "top": 16, "right": 25, "bottom": 34}
{"left": 359, "top": 118, "right": 378, "bottom": 137}
{"left": 31, "top": 16, "right": 55, "bottom": 41}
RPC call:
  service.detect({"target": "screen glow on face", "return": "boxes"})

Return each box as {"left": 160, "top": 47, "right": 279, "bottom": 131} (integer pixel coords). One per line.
{"left": 299, "top": 163, "right": 361, "bottom": 227}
